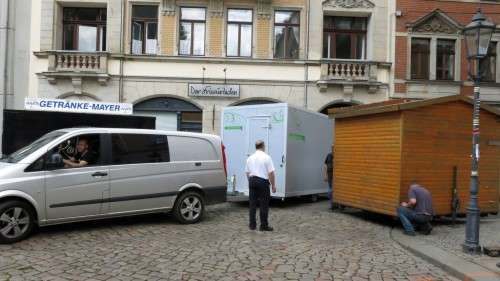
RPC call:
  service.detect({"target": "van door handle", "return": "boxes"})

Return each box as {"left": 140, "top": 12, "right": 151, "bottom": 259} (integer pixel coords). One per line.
{"left": 195, "top": 162, "right": 202, "bottom": 166}
{"left": 92, "top": 172, "right": 108, "bottom": 177}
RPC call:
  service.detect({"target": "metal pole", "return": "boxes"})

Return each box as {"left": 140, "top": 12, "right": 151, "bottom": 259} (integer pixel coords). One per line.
{"left": 463, "top": 66, "right": 482, "bottom": 254}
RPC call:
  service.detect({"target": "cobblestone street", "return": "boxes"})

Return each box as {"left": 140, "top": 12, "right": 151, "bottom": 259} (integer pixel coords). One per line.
{"left": 0, "top": 200, "right": 458, "bottom": 281}
{"left": 418, "top": 214, "right": 500, "bottom": 275}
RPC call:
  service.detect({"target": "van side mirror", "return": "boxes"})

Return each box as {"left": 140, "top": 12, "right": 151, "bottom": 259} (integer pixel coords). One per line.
{"left": 46, "top": 153, "right": 64, "bottom": 170}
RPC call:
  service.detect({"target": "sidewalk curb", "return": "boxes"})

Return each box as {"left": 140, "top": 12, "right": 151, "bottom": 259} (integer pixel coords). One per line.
{"left": 391, "top": 229, "right": 500, "bottom": 281}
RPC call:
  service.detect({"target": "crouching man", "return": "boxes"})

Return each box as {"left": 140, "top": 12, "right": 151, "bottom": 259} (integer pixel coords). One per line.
{"left": 397, "top": 183, "right": 434, "bottom": 236}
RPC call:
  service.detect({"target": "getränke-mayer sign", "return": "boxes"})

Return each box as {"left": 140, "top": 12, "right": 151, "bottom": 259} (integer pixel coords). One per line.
{"left": 24, "top": 98, "right": 133, "bottom": 115}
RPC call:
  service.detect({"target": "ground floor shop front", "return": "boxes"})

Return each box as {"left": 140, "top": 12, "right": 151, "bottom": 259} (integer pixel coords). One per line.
{"left": 31, "top": 76, "right": 389, "bottom": 134}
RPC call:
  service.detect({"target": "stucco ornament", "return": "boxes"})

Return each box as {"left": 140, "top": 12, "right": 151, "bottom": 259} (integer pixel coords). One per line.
{"left": 162, "top": 0, "right": 176, "bottom": 16}
{"left": 408, "top": 9, "right": 462, "bottom": 34}
{"left": 322, "top": 0, "right": 375, "bottom": 9}
{"left": 209, "top": 0, "right": 224, "bottom": 18}
{"left": 414, "top": 17, "right": 457, "bottom": 34}
{"left": 257, "top": 0, "right": 272, "bottom": 19}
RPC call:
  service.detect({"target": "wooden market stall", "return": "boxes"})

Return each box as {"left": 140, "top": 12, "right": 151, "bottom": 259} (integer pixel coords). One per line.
{"left": 329, "top": 95, "right": 500, "bottom": 217}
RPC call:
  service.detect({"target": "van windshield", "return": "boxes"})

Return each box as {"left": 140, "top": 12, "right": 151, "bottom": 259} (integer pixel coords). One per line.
{"left": 1, "top": 131, "right": 65, "bottom": 163}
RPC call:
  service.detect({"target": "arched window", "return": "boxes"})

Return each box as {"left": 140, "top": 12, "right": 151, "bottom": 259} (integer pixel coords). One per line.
{"left": 320, "top": 102, "right": 357, "bottom": 115}
{"left": 232, "top": 99, "right": 279, "bottom": 106}
{"left": 134, "top": 97, "right": 202, "bottom": 132}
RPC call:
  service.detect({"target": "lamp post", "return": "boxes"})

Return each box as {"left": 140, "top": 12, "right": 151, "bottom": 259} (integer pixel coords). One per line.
{"left": 462, "top": 9, "right": 495, "bottom": 254}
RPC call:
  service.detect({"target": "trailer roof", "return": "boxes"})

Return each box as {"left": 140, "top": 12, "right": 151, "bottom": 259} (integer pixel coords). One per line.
{"left": 329, "top": 95, "right": 500, "bottom": 119}
{"left": 224, "top": 103, "right": 330, "bottom": 119}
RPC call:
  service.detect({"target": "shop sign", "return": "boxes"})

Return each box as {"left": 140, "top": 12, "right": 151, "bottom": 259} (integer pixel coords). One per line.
{"left": 24, "top": 98, "right": 133, "bottom": 115}
{"left": 188, "top": 84, "right": 240, "bottom": 98}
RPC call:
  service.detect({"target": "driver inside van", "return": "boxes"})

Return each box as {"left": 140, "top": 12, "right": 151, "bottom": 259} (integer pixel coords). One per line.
{"left": 62, "top": 138, "right": 95, "bottom": 168}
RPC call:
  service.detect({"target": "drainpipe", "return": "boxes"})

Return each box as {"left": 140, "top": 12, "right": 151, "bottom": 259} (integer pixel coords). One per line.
{"left": 2, "top": 0, "right": 9, "bottom": 110}
{"left": 1, "top": 0, "right": 11, "bottom": 155}
{"left": 303, "top": 0, "right": 310, "bottom": 109}
{"left": 118, "top": 0, "right": 125, "bottom": 102}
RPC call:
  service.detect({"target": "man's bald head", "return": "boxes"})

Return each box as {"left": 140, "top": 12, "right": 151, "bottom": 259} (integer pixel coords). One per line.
{"left": 255, "top": 140, "right": 265, "bottom": 150}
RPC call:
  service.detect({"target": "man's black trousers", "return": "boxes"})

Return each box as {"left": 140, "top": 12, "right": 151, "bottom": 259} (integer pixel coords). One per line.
{"left": 249, "top": 176, "right": 271, "bottom": 228}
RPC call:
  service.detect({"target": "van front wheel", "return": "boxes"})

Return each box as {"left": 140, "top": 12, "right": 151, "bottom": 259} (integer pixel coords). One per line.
{"left": 0, "top": 201, "right": 36, "bottom": 244}
{"left": 173, "top": 191, "right": 205, "bottom": 224}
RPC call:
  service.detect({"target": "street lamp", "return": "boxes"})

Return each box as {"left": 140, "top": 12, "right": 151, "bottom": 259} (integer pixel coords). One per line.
{"left": 463, "top": 9, "right": 495, "bottom": 255}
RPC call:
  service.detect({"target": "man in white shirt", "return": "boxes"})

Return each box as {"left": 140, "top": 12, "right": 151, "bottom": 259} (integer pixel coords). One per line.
{"left": 245, "top": 140, "right": 276, "bottom": 231}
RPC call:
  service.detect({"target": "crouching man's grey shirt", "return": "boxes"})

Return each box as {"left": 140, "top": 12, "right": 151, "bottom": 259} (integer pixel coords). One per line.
{"left": 409, "top": 184, "right": 434, "bottom": 216}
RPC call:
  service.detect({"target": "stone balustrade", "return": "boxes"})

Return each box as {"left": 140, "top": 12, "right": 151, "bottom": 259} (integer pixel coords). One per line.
{"left": 48, "top": 51, "right": 108, "bottom": 73}
{"left": 321, "top": 60, "right": 378, "bottom": 82}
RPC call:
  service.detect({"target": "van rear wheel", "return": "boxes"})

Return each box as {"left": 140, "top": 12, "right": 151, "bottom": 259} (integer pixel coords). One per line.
{"left": 173, "top": 191, "right": 205, "bottom": 224}
{"left": 0, "top": 201, "right": 36, "bottom": 244}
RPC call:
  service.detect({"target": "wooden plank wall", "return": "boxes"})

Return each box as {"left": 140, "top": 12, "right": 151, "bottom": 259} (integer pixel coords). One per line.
{"left": 400, "top": 101, "right": 500, "bottom": 215}
{"left": 334, "top": 112, "right": 402, "bottom": 216}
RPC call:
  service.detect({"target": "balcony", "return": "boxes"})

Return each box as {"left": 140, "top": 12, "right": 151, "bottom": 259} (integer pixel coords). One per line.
{"left": 38, "top": 51, "right": 110, "bottom": 92}
{"left": 318, "top": 60, "right": 388, "bottom": 94}
{"left": 49, "top": 51, "right": 107, "bottom": 73}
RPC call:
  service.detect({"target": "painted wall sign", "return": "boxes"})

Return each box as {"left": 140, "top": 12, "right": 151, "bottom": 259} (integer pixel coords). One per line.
{"left": 188, "top": 84, "right": 240, "bottom": 98}
{"left": 24, "top": 98, "right": 133, "bottom": 115}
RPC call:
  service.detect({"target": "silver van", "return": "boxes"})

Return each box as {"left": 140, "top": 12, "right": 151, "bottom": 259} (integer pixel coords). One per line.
{"left": 0, "top": 128, "right": 227, "bottom": 243}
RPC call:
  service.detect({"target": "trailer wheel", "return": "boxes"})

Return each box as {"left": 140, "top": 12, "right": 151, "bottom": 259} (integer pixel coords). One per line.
{"left": 310, "top": 194, "right": 318, "bottom": 203}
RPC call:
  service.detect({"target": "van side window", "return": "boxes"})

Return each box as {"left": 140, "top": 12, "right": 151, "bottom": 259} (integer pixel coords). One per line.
{"left": 168, "top": 136, "right": 217, "bottom": 161}
{"left": 59, "top": 134, "right": 101, "bottom": 168}
{"left": 111, "top": 134, "right": 169, "bottom": 164}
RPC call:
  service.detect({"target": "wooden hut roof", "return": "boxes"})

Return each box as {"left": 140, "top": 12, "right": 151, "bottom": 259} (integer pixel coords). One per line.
{"left": 329, "top": 95, "right": 500, "bottom": 119}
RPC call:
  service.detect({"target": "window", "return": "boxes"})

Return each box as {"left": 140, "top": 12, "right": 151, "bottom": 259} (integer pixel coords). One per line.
{"left": 63, "top": 7, "right": 107, "bottom": 51}
{"left": 45, "top": 134, "right": 101, "bottom": 169}
{"left": 274, "top": 11, "right": 300, "bottom": 59}
{"left": 323, "top": 16, "right": 367, "bottom": 59}
{"left": 179, "top": 112, "right": 202, "bottom": 132}
{"left": 179, "top": 7, "right": 206, "bottom": 56}
{"left": 436, "top": 39, "right": 455, "bottom": 80}
{"left": 481, "top": 41, "right": 497, "bottom": 82}
{"left": 227, "top": 9, "right": 253, "bottom": 57}
{"left": 411, "top": 38, "right": 430, "bottom": 80}
{"left": 131, "top": 5, "right": 158, "bottom": 55}
{"left": 2, "top": 131, "right": 64, "bottom": 164}
{"left": 112, "top": 134, "right": 169, "bottom": 165}
{"left": 168, "top": 136, "right": 217, "bottom": 161}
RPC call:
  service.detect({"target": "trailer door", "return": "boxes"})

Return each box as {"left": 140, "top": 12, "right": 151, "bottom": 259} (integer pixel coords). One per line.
{"left": 246, "top": 116, "right": 286, "bottom": 197}
{"left": 244, "top": 117, "right": 271, "bottom": 192}
{"left": 247, "top": 117, "right": 270, "bottom": 156}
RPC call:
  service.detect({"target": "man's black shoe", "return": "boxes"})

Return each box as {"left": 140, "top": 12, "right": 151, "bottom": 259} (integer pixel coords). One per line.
{"left": 403, "top": 230, "right": 416, "bottom": 236}
{"left": 421, "top": 225, "right": 432, "bottom": 235}
{"left": 260, "top": 226, "right": 274, "bottom": 231}
{"left": 249, "top": 225, "right": 256, "bottom": 230}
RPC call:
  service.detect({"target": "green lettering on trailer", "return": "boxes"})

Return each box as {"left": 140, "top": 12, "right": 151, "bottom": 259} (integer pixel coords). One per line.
{"left": 224, "top": 126, "right": 243, "bottom": 130}
{"left": 288, "top": 133, "right": 305, "bottom": 141}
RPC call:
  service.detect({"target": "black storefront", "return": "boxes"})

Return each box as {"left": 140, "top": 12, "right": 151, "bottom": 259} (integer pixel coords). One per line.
{"left": 2, "top": 110, "right": 155, "bottom": 155}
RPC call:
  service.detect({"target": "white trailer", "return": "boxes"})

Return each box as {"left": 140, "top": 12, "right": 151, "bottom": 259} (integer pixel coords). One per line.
{"left": 221, "top": 103, "right": 333, "bottom": 200}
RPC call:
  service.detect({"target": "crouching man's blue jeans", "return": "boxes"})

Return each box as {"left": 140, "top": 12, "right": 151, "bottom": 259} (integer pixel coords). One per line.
{"left": 397, "top": 206, "right": 432, "bottom": 233}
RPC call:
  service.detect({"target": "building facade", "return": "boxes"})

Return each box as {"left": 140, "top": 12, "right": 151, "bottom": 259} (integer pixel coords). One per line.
{"left": 0, "top": 0, "right": 33, "bottom": 152}
{"left": 394, "top": 0, "right": 500, "bottom": 108}
{"left": 15, "top": 0, "right": 394, "bottom": 134}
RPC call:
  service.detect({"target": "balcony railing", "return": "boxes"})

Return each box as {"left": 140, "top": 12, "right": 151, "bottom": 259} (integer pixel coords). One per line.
{"left": 42, "top": 51, "right": 110, "bottom": 88}
{"left": 47, "top": 51, "right": 108, "bottom": 73}
{"left": 321, "top": 60, "right": 378, "bottom": 81}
